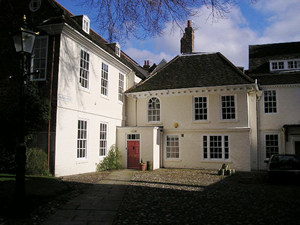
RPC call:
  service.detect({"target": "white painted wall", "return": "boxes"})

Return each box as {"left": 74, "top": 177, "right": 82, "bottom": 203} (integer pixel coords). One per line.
{"left": 257, "top": 85, "right": 300, "bottom": 169}
{"left": 125, "top": 86, "right": 256, "bottom": 171}
{"left": 54, "top": 26, "right": 136, "bottom": 176}
{"left": 116, "top": 126, "right": 161, "bottom": 170}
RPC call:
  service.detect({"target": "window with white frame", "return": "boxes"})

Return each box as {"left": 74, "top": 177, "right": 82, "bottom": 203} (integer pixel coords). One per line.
{"left": 101, "top": 63, "right": 108, "bottom": 96}
{"left": 99, "top": 123, "right": 107, "bottom": 156}
{"left": 203, "top": 135, "right": 229, "bottom": 160}
{"left": 118, "top": 73, "right": 124, "bottom": 102}
{"left": 288, "top": 60, "right": 300, "bottom": 69}
{"left": 77, "top": 120, "right": 87, "bottom": 158}
{"left": 265, "top": 134, "right": 279, "bottom": 158}
{"left": 127, "top": 134, "right": 140, "bottom": 140}
{"left": 264, "top": 90, "right": 277, "bottom": 113}
{"left": 270, "top": 59, "right": 300, "bottom": 72}
{"left": 115, "top": 43, "right": 121, "bottom": 57}
{"left": 194, "top": 97, "right": 207, "bottom": 120}
{"left": 79, "top": 50, "right": 89, "bottom": 88}
{"left": 166, "top": 135, "right": 179, "bottom": 159}
{"left": 82, "top": 15, "right": 90, "bottom": 34}
{"left": 148, "top": 97, "right": 160, "bottom": 122}
{"left": 221, "top": 95, "right": 236, "bottom": 120}
{"left": 31, "top": 36, "right": 48, "bottom": 80}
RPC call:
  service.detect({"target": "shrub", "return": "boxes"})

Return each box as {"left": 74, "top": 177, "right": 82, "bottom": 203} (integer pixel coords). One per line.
{"left": 26, "top": 148, "right": 49, "bottom": 176}
{"left": 0, "top": 147, "right": 15, "bottom": 173}
{"left": 96, "top": 145, "right": 122, "bottom": 171}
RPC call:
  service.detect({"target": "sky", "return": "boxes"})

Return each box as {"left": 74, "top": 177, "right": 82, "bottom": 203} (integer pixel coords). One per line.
{"left": 56, "top": 0, "right": 300, "bottom": 69}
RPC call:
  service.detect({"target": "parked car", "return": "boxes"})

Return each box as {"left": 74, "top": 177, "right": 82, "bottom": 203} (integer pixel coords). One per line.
{"left": 264, "top": 154, "right": 300, "bottom": 181}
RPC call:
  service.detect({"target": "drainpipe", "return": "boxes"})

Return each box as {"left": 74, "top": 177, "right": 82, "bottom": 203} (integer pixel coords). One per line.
{"left": 135, "top": 96, "right": 137, "bottom": 126}
{"left": 255, "top": 82, "right": 262, "bottom": 171}
{"left": 47, "top": 35, "right": 55, "bottom": 173}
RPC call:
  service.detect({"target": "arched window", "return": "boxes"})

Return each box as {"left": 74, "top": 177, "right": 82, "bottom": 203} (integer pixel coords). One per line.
{"left": 148, "top": 97, "right": 160, "bottom": 122}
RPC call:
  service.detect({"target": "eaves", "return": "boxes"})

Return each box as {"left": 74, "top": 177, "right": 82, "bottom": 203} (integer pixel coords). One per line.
{"left": 39, "top": 22, "right": 132, "bottom": 74}
{"left": 126, "top": 84, "right": 257, "bottom": 99}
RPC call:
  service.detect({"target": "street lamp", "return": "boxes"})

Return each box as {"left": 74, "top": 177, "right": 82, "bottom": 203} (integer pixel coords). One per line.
{"left": 13, "top": 15, "right": 38, "bottom": 199}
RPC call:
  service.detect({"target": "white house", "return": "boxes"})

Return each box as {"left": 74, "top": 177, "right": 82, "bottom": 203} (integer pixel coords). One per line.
{"left": 248, "top": 42, "right": 300, "bottom": 170}
{"left": 117, "top": 21, "right": 261, "bottom": 172}
{"left": 4, "top": 1, "right": 299, "bottom": 176}
{"left": 18, "top": 0, "right": 148, "bottom": 176}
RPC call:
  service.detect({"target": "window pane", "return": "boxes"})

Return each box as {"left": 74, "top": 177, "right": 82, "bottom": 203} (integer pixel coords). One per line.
{"left": 221, "top": 96, "right": 235, "bottom": 120}
{"left": 166, "top": 135, "right": 179, "bottom": 159}
{"left": 265, "top": 134, "right": 279, "bottom": 158}
{"left": 264, "top": 90, "right": 277, "bottom": 113}
{"left": 101, "top": 63, "right": 109, "bottom": 95}
{"left": 194, "top": 97, "right": 207, "bottom": 120}
{"left": 148, "top": 97, "right": 160, "bottom": 122}
{"left": 77, "top": 120, "right": 87, "bottom": 158}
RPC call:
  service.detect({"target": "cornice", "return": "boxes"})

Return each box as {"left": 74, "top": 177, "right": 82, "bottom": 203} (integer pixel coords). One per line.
{"left": 164, "top": 127, "right": 251, "bottom": 133}
{"left": 126, "top": 84, "right": 257, "bottom": 98}
{"left": 261, "top": 83, "right": 300, "bottom": 88}
{"left": 40, "top": 23, "right": 132, "bottom": 74}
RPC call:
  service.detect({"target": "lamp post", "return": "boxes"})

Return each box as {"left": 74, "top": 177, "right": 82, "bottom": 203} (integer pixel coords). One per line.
{"left": 13, "top": 15, "right": 38, "bottom": 199}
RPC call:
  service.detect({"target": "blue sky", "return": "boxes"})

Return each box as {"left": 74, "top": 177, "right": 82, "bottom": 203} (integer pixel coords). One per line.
{"left": 56, "top": 0, "right": 300, "bottom": 69}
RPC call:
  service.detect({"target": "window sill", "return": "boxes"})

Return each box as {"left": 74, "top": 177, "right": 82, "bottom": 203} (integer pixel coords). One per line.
{"left": 219, "top": 119, "right": 239, "bottom": 123}
{"left": 165, "top": 158, "right": 182, "bottom": 162}
{"left": 76, "top": 159, "right": 88, "bottom": 164}
{"left": 201, "top": 159, "right": 231, "bottom": 163}
{"left": 100, "top": 94, "right": 109, "bottom": 100}
{"left": 264, "top": 112, "right": 278, "bottom": 115}
{"left": 78, "top": 86, "right": 90, "bottom": 93}
{"left": 193, "top": 120, "right": 211, "bottom": 124}
{"left": 147, "top": 121, "right": 162, "bottom": 125}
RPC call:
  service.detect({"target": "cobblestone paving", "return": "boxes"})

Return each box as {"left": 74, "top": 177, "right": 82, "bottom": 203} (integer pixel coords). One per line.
{"left": 113, "top": 169, "right": 300, "bottom": 225}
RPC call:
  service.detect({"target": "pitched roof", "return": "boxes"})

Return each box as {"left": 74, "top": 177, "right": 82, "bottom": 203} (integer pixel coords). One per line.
{"left": 8, "top": 0, "right": 147, "bottom": 80}
{"left": 251, "top": 72, "right": 300, "bottom": 85}
{"left": 248, "top": 41, "right": 300, "bottom": 85}
{"left": 127, "top": 52, "right": 254, "bottom": 93}
{"left": 52, "top": 0, "right": 148, "bottom": 80}
{"left": 249, "top": 41, "right": 300, "bottom": 74}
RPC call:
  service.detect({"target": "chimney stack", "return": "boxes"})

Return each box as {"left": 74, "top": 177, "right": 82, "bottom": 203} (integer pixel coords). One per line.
{"left": 180, "top": 20, "right": 194, "bottom": 54}
{"left": 143, "top": 60, "right": 150, "bottom": 70}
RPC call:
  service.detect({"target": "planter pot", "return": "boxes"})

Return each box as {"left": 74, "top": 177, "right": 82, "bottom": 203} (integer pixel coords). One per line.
{"left": 140, "top": 163, "right": 147, "bottom": 171}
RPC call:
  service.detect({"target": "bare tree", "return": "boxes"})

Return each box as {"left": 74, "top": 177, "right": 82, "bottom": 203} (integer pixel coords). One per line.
{"left": 79, "top": 0, "right": 241, "bottom": 42}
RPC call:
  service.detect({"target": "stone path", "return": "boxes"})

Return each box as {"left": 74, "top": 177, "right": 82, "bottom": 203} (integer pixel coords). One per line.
{"left": 43, "top": 169, "right": 135, "bottom": 225}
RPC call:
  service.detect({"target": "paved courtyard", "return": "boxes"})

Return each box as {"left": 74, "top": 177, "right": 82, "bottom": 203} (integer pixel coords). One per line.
{"left": 42, "top": 169, "right": 300, "bottom": 225}
{"left": 113, "top": 169, "right": 300, "bottom": 225}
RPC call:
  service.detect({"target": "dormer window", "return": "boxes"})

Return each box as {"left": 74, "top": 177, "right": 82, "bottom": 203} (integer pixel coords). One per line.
{"left": 270, "top": 59, "right": 300, "bottom": 72}
{"left": 271, "top": 61, "right": 284, "bottom": 70}
{"left": 288, "top": 60, "right": 300, "bottom": 69}
{"left": 82, "top": 15, "right": 90, "bottom": 34}
{"left": 115, "top": 42, "right": 121, "bottom": 57}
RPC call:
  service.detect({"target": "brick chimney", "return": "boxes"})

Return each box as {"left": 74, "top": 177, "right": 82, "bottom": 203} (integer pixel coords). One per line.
{"left": 180, "top": 20, "right": 194, "bottom": 54}
{"left": 143, "top": 60, "right": 150, "bottom": 70}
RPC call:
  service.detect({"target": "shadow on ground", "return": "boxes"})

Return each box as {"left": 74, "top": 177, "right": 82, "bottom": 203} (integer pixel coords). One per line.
{"left": 113, "top": 170, "right": 300, "bottom": 225}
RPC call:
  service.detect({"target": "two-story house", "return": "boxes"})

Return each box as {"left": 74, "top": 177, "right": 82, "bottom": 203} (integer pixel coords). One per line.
{"left": 248, "top": 42, "right": 300, "bottom": 170}
{"left": 1, "top": 0, "right": 147, "bottom": 176}
{"left": 117, "top": 21, "right": 260, "bottom": 171}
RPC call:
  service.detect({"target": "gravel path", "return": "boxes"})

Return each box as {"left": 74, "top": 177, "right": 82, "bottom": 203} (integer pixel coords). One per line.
{"left": 113, "top": 169, "right": 300, "bottom": 225}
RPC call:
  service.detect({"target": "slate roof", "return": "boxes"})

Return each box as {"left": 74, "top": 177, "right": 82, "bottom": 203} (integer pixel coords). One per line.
{"left": 249, "top": 42, "right": 300, "bottom": 74}
{"left": 8, "top": 0, "right": 147, "bottom": 80}
{"left": 50, "top": 0, "right": 148, "bottom": 80}
{"left": 251, "top": 73, "right": 300, "bottom": 85}
{"left": 248, "top": 41, "right": 300, "bottom": 85}
{"left": 127, "top": 52, "right": 254, "bottom": 93}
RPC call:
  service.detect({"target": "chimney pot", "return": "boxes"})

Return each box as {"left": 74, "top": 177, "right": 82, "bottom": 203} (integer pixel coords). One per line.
{"left": 180, "top": 20, "right": 194, "bottom": 54}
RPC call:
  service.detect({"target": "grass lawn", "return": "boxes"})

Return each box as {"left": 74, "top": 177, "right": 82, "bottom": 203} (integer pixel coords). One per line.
{"left": 0, "top": 174, "right": 71, "bottom": 224}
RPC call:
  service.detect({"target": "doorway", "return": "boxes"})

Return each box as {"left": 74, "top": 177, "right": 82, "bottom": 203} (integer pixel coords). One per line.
{"left": 127, "top": 134, "right": 140, "bottom": 169}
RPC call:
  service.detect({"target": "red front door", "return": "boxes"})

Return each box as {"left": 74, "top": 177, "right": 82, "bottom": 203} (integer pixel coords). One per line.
{"left": 127, "top": 140, "right": 140, "bottom": 169}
